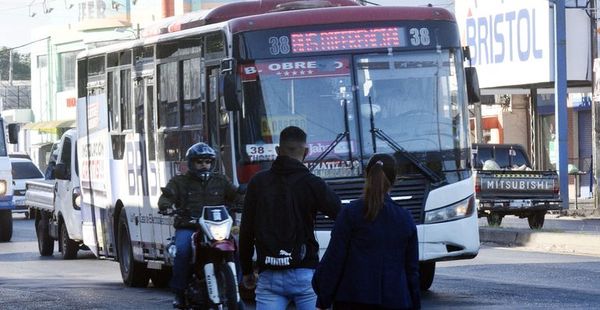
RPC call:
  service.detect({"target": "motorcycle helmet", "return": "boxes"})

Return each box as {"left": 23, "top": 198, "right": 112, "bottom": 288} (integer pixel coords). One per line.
{"left": 186, "top": 142, "right": 216, "bottom": 180}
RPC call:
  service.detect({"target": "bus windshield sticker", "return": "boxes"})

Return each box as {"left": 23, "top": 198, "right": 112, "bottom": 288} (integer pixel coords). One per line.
{"left": 246, "top": 143, "right": 278, "bottom": 162}
{"left": 290, "top": 27, "right": 409, "bottom": 53}
{"left": 306, "top": 140, "right": 356, "bottom": 159}
{"left": 311, "top": 159, "right": 361, "bottom": 179}
{"left": 242, "top": 57, "right": 350, "bottom": 81}
{"left": 261, "top": 115, "right": 307, "bottom": 137}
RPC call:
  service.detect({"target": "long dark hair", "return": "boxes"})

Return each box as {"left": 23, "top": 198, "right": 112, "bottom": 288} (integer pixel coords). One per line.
{"left": 363, "top": 154, "right": 397, "bottom": 221}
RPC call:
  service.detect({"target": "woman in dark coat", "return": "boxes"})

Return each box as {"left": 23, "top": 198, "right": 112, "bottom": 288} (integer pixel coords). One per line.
{"left": 312, "top": 153, "right": 420, "bottom": 310}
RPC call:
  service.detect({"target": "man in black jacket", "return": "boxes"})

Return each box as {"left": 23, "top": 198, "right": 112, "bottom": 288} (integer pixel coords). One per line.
{"left": 239, "top": 126, "right": 341, "bottom": 310}
{"left": 158, "top": 142, "right": 242, "bottom": 309}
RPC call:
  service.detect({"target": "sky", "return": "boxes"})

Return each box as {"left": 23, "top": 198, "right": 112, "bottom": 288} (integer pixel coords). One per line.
{"left": 0, "top": 0, "right": 455, "bottom": 53}
{"left": 0, "top": 0, "right": 74, "bottom": 51}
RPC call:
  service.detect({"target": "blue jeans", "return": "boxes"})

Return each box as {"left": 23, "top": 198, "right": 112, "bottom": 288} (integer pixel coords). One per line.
{"left": 255, "top": 268, "right": 316, "bottom": 310}
{"left": 170, "top": 228, "right": 195, "bottom": 292}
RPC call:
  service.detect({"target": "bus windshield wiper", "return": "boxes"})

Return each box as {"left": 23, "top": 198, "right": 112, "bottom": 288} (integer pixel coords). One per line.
{"left": 367, "top": 96, "right": 442, "bottom": 184}
{"left": 372, "top": 128, "right": 443, "bottom": 183}
{"left": 309, "top": 99, "right": 354, "bottom": 172}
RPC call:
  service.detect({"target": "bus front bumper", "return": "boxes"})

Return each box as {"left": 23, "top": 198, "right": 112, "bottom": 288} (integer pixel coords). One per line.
{"left": 418, "top": 212, "right": 480, "bottom": 262}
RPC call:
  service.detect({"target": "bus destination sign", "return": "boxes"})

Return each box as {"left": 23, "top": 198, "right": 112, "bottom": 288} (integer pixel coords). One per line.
{"left": 290, "top": 27, "right": 408, "bottom": 53}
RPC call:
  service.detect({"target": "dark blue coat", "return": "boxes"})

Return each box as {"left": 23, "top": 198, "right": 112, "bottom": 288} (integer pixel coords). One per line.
{"left": 313, "top": 194, "right": 420, "bottom": 309}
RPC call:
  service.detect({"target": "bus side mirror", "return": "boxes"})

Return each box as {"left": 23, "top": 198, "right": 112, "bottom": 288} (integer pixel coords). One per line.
{"left": 220, "top": 58, "right": 241, "bottom": 111}
{"left": 7, "top": 123, "right": 19, "bottom": 144}
{"left": 465, "top": 67, "right": 481, "bottom": 104}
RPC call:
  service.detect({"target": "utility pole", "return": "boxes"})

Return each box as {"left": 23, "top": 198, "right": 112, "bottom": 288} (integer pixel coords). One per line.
{"left": 592, "top": 0, "right": 600, "bottom": 216}
{"left": 8, "top": 50, "right": 13, "bottom": 86}
{"left": 554, "top": 0, "right": 569, "bottom": 210}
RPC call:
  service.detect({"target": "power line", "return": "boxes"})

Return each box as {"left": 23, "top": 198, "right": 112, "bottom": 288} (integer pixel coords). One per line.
{"left": 0, "top": 36, "right": 51, "bottom": 53}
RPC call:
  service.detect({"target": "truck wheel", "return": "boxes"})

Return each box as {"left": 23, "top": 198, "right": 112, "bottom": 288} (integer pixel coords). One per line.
{"left": 528, "top": 211, "right": 546, "bottom": 229}
{"left": 150, "top": 267, "right": 172, "bottom": 288}
{"left": 486, "top": 213, "right": 503, "bottom": 226}
{"left": 60, "top": 221, "right": 79, "bottom": 259}
{"left": 419, "top": 261, "right": 435, "bottom": 290}
{"left": 36, "top": 212, "right": 54, "bottom": 256}
{"left": 0, "top": 210, "right": 12, "bottom": 242}
{"left": 117, "top": 211, "right": 149, "bottom": 287}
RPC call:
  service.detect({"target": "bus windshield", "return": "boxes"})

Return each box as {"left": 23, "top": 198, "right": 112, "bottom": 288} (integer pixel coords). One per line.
{"left": 238, "top": 50, "right": 470, "bottom": 181}
{"left": 355, "top": 49, "right": 470, "bottom": 177}
{"left": 239, "top": 56, "right": 359, "bottom": 179}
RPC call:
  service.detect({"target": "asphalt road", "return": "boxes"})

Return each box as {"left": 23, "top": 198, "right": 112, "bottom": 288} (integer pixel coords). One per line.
{"left": 2, "top": 214, "right": 600, "bottom": 309}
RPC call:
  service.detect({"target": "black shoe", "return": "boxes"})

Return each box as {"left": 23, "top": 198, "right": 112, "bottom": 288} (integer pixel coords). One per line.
{"left": 172, "top": 293, "right": 185, "bottom": 309}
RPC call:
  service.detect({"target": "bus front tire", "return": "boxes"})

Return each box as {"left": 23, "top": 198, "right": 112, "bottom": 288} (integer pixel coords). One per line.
{"left": 419, "top": 261, "right": 435, "bottom": 291}
{"left": 118, "top": 211, "right": 149, "bottom": 287}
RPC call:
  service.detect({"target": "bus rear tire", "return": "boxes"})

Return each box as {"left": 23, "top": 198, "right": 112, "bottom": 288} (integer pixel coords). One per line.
{"left": 0, "top": 210, "right": 12, "bottom": 242}
{"left": 118, "top": 211, "right": 149, "bottom": 287}
{"left": 420, "top": 261, "right": 435, "bottom": 291}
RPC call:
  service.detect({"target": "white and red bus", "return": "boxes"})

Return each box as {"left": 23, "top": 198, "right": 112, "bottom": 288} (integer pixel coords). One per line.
{"left": 76, "top": 0, "right": 480, "bottom": 289}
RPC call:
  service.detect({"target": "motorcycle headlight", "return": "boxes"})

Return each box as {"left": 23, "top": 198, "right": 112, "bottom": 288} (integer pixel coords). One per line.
{"left": 424, "top": 196, "right": 475, "bottom": 224}
{"left": 208, "top": 221, "right": 232, "bottom": 241}
{"left": 0, "top": 180, "right": 6, "bottom": 196}
{"left": 167, "top": 242, "right": 177, "bottom": 258}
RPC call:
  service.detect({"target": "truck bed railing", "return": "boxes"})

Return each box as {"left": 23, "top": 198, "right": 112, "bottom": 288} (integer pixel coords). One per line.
{"left": 25, "top": 180, "right": 56, "bottom": 212}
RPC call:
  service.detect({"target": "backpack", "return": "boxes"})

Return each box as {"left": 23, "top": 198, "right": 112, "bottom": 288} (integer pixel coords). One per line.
{"left": 255, "top": 172, "right": 310, "bottom": 269}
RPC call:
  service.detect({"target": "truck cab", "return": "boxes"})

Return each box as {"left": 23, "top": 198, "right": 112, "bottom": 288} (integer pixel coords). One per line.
{"left": 27, "top": 129, "right": 83, "bottom": 258}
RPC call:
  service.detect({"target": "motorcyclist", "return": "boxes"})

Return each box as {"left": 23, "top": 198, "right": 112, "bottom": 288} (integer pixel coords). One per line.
{"left": 158, "top": 142, "right": 242, "bottom": 309}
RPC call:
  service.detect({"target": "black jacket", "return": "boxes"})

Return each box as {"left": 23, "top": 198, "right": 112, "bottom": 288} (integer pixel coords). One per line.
{"left": 239, "top": 155, "right": 341, "bottom": 274}
{"left": 158, "top": 172, "right": 241, "bottom": 228}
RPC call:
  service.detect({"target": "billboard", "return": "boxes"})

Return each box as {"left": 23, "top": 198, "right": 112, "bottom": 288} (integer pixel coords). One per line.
{"left": 455, "top": 0, "right": 551, "bottom": 88}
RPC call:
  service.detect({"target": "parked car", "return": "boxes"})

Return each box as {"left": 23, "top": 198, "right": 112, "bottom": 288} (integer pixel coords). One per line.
{"left": 10, "top": 157, "right": 44, "bottom": 218}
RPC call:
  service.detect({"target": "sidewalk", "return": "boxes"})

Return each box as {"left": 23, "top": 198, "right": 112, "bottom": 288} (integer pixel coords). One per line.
{"left": 480, "top": 207, "right": 600, "bottom": 256}
{"left": 560, "top": 197, "right": 600, "bottom": 218}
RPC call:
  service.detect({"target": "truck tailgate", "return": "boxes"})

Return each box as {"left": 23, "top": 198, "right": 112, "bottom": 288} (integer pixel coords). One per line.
{"left": 25, "top": 180, "right": 56, "bottom": 212}
{"left": 476, "top": 170, "right": 560, "bottom": 201}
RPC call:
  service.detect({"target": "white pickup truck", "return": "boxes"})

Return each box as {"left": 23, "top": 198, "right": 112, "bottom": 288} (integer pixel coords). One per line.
{"left": 26, "top": 129, "right": 83, "bottom": 259}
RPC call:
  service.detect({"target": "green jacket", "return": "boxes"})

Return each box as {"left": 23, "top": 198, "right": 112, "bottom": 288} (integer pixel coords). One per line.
{"left": 158, "top": 172, "right": 241, "bottom": 228}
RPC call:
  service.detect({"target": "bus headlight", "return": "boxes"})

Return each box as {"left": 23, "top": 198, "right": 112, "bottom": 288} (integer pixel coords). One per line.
{"left": 0, "top": 180, "right": 6, "bottom": 196}
{"left": 424, "top": 196, "right": 475, "bottom": 224}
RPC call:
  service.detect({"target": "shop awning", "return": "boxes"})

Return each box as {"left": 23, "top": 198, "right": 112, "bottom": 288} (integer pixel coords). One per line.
{"left": 22, "top": 119, "right": 76, "bottom": 133}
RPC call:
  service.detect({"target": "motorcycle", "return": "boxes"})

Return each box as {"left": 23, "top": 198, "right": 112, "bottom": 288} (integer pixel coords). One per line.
{"left": 162, "top": 203, "right": 241, "bottom": 310}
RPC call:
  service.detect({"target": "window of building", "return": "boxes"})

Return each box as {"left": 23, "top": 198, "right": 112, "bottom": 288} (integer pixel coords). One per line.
{"left": 58, "top": 51, "right": 80, "bottom": 91}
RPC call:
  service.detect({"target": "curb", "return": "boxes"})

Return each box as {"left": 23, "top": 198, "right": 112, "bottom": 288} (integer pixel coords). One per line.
{"left": 479, "top": 227, "right": 600, "bottom": 256}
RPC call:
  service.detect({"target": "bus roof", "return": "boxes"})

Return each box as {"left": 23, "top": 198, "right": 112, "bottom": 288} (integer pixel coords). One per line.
{"left": 78, "top": 3, "right": 455, "bottom": 59}
{"left": 228, "top": 6, "right": 455, "bottom": 34}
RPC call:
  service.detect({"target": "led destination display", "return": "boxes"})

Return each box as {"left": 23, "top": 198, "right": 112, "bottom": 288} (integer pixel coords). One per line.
{"left": 290, "top": 27, "right": 407, "bottom": 53}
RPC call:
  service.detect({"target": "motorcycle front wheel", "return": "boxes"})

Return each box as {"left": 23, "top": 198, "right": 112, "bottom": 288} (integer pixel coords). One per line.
{"left": 212, "top": 262, "right": 239, "bottom": 310}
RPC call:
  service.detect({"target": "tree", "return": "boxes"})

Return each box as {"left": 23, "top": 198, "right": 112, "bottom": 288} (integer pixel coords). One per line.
{"left": 0, "top": 47, "right": 31, "bottom": 80}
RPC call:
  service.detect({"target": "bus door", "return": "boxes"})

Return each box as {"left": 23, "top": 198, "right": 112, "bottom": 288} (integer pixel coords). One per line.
{"left": 206, "top": 66, "right": 233, "bottom": 179}
{"left": 132, "top": 74, "right": 161, "bottom": 258}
